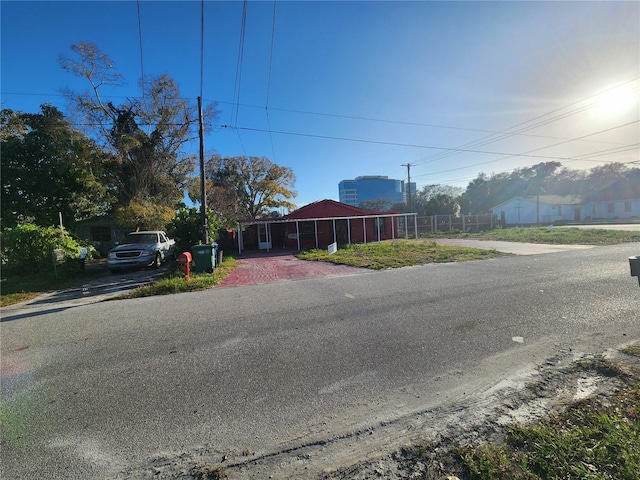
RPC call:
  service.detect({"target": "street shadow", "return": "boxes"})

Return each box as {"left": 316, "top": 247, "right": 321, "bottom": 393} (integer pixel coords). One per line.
{"left": 1, "top": 265, "right": 170, "bottom": 323}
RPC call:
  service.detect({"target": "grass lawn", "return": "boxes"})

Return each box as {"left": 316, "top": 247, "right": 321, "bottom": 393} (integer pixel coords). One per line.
{"left": 296, "top": 240, "right": 509, "bottom": 269}
{"left": 422, "top": 226, "right": 640, "bottom": 245}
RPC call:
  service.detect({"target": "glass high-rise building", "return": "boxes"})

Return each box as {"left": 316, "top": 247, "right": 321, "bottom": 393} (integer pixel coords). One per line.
{"left": 338, "top": 176, "right": 415, "bottom": 209}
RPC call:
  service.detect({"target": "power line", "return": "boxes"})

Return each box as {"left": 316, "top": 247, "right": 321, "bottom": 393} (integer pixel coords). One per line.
{"left": 231, "top": 0, "right": 248, "bottom": 127}
{"left": 223, "top": 101, "right": 630, "bottom": 148}
{"left": 136, "top": 0, "right": 145, "bottom": 102}
{"left": 5, "top": 82, "right": 635, "bottom": 153}
{"left": 224, "top": 122, "right": 636, "bottom": 164}
{"left": 409, "top": 121, "right": 639, "bottom": 179}
{"left": 410, "top": 77, "right": 640, "bottom": 167}
{"left": 265, "top": 1, "right": 277, "bottom": 111}
{"left": 200, "top": 0, "right": 205, "bottom": 99}
{"left": 265, "top": 0, "right": 278, "bottom": 162}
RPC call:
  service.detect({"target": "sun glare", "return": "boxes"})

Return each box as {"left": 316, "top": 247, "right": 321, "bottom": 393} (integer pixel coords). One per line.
{"left": 595, "top": 85, "right": 638, "bottom": 117}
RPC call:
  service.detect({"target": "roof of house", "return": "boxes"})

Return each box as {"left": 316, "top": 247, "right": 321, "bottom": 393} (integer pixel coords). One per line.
{"left": 284, "top": 199, "right": 369, "bottom": 219}
{"left": 238, "top": 199, "right": 403, "bottom": 224}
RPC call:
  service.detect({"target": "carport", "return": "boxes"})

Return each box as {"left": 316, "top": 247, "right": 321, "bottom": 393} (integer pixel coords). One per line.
{"left": 236, "top": 200, "right": 418, "bottom": 254}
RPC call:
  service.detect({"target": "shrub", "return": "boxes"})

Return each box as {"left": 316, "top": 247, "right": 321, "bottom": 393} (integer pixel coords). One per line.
{"left": 1, "top": 224, "right": 85, "bottom": 275}
{"left": 166, "top": 207, "right": 223, "bottom": 254}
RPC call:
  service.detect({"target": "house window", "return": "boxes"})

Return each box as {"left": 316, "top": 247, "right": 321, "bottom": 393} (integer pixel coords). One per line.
{"left": 608, "top": 203, "right": 615, "bottom": 213}
{"left": 625, "top": 201, "right": 632, "bottom": 212}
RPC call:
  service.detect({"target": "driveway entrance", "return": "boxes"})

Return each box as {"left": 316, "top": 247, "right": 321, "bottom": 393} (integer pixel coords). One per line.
{"left": 217, "top": 250, "right": 368, "bottom": 288}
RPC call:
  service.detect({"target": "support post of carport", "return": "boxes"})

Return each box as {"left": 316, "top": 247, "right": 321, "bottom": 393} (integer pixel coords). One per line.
{"left": 296, "top": 220, "right": 300, "bottom": 251}
{"left": 391, "top": 215, "right": 395, "bottom": 240}
{"left": 267, "top": 222, "right": 271, "bottom": 252}
{"left": 376, "top": 216, "right": 381, "bottom": 242}
{"left": 314, "top": 220, "right": 318, "bottom": 249}
{"left": 333, "top": 219, "right": 337, "bottom": 244}
{"left": 237, "top": 223, "right": 243, "bottom": 254}
{"left": 363, "top": 217, "right": 367, "bottom": 244}
{"left": 414, "top": 214, "right": 418, "bottom": 238}
{"left": 348, "top": 219, "right": 351, "bottom": 245}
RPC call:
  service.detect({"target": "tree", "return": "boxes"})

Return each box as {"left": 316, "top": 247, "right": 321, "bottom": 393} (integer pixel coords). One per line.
{"left": 112, "top": 199, "right": 176, "bottom": 232}
{"left": 586, "top": 163, "right": 638, "bottom": 201}
{"left": 359, "top": 198, "right": 392, "bottom": 211}
{"left": 197, "top": 155, "right": 296, "bottom": 224}
{"left": 59, "top": 42, "right": 218, "bottom": 211}
{"left": 414, "top": 184, "right": 463, "bottom": 216}
{"left": 1, "top": 105, "right": 115, "bottom": 229}
{"left": 460, "top": 162, "right": 636, "bottom": 214}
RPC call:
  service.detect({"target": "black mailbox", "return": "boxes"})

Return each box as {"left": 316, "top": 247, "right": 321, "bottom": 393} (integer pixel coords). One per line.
{"left": 630, "top": 256, "right": 640, "bottom": 286}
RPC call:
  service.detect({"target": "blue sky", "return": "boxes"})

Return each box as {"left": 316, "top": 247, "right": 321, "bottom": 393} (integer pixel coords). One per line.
{"left": 2, "top": 1, "right": 639, "bottom": 208}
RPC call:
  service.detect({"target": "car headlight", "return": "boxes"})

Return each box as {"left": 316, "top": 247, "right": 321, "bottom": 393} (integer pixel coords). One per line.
{"left": 108, "top": 252, "right": 117, "bottom": 259}
{"left": 143, "top": 249, "right": 156, "bottom": 256}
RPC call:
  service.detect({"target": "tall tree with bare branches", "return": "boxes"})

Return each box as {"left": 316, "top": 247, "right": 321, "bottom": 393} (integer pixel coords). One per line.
{"left": 60, "top": 43, "right": 218, "bottom": 223}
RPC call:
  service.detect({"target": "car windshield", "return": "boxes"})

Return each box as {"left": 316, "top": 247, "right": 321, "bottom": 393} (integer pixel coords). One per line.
{"left": 122, "top": 233, "right": 157, "bottom": 244}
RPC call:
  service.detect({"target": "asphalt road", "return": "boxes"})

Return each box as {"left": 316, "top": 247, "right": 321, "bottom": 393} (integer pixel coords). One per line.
{"left": 1, "top": 243, "right": 639, "bottom": 479}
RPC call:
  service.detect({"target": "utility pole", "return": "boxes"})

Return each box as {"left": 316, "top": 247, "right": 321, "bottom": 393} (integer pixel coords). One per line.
{"left": 198, "top": 96, "right": 208, "bottom": 243}
{"left": 401, "top": 163, "right": 414, "bottom": 212}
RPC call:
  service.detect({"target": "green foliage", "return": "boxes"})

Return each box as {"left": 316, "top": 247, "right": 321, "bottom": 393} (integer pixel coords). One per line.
{"left": 196, "top": 155, "right": 297, "bottom": 225}
{"left": 165, "top": 207, "right": 223, "bottom": 254}
{"left": 0, "top": 105, "right": 115, "bottom": 228}
{"left": 113, "top": 198, "right": 176, "bottom": 232}
{"left": 359, "top": 198, "right": 393, "bottom": 211}
{"left": 462, "top": 162, "right": 640, "bottom": 214}
{"left": 414, "top": 184, "right": 464, "bottom": 216}
{"left": 1, "top": 224, "right": 85, "bottom": 275}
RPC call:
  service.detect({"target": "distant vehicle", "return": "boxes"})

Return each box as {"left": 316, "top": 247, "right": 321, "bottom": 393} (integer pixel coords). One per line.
{"left": 107, "top": 231, "right": 175, "bottom": 273}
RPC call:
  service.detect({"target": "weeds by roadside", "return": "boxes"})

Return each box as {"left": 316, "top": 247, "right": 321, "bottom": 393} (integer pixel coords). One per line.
{"left": 385, "top": 348, "right": 640, "bottom": 480}
{"left": 113, "top": 256, "right": 236, "bottom": 299}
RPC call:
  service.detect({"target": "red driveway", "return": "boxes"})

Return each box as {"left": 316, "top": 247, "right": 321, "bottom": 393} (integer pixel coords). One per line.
{"left": 217, "top": 250, "right": 367, "bottom": 288}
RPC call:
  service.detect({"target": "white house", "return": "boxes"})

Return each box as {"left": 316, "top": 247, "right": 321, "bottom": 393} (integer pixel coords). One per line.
{"left": 491, "top": 195, "right": 584, "bottom": 226}
{"left": 582, "top": 199, "right": 640, "bottom": 221}
{"left": 491, "top": 195, "right": 640, "bottom": 226}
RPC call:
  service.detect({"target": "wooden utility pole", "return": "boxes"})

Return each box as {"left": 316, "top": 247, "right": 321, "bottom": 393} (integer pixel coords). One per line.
{"left": 198, "top": 96, "right": 208, "bottom": 243}
{"left": 401, "top": 163, "right": 414, "bottom": 213}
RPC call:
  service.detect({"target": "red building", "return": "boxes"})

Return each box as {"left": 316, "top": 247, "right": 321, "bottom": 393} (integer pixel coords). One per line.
{"left": 237, "top": 199, "right": 417, "bottom": 253}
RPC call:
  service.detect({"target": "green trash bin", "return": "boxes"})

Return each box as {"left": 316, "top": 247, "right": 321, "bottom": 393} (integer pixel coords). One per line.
{"left": 191, "top": 242, "right": 218, "bottom": 273}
